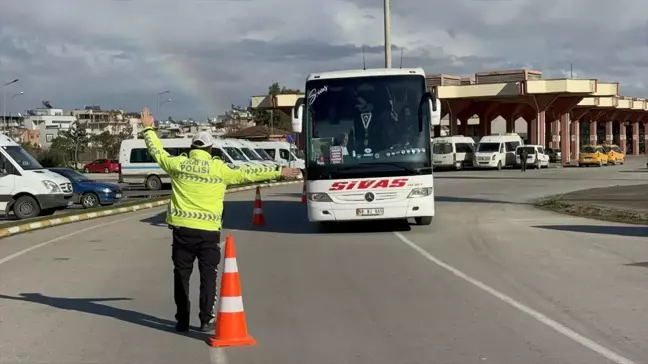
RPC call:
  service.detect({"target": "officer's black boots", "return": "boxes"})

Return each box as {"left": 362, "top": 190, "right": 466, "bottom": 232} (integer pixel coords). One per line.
{"left": 175, "top": 321, "right": 190, "bottom": 332}
{"left": 200, "top": 319, "right": 216, "bottom": 332}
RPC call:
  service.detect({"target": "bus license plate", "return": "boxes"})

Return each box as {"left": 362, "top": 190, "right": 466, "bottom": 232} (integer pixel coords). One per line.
{"left": 356, "top": 208, "right": 384, "bottom": 216}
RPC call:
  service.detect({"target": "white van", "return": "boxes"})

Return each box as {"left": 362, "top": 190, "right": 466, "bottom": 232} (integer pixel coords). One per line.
{"left": 119, "top": 138, "right": 251, "bottom": 190}
{"left": 473, "top": 133, "right": 524, "bottom": 170}
{"left": 256, "top": 141, "right": 305, "bottom": 170}
{"left": 235, "top": 139, "right": 280, "bottom": 167}
{"left": 432, "top": 135, "right": 476, "bottom": 170}
{"left": 222, "top": 139, "right": 276, "bottom": 167}
{"left": 0, "top": 134, "right": 73, "bottom": 219}
{"left": 515, "top": 145, "right": 550, "bottom": 169}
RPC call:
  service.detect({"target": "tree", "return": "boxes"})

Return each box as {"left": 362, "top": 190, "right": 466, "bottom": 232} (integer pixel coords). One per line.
{"left": 252, "top": 82, "right": 301, "bottom": 131}
{"left": 20, "top": 141, "right": 40, "bottom": 157}
{"left": 49, "top": 136, "right": 75, "bottom": 167}
{"left": 105, "top": 123, "right": 133, "bottom": 157}
{"left": 91, "top": 131, "right": 114, "bottom": 157}
{"left": 268, "top": 82, "right": 301, "bottom": 95}
{"left": 57, "top": 121, "right": 89, "bottom": 168}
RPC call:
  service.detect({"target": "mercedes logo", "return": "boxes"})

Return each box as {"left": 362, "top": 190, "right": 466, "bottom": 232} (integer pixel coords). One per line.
{"left": 364, "top": 192, "right": 375, "bottom": 202}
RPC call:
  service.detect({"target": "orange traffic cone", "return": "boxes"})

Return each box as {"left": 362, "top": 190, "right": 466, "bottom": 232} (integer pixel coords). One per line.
{"left": 251, "top": 186, "right": 265, "bottom": 226}
{"left": 207, "top": 235, "right": 257, "bottom": 348}
{"left": 301, "top": 184, "right": 307, "bottom": 204}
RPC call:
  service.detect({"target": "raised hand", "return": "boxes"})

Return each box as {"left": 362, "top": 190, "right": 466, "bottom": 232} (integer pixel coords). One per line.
{"left": 280, "top": 167, "right": 302, "bottom": 179}
{"left": 140, "top": 107, "right": 154, "bottom": 128}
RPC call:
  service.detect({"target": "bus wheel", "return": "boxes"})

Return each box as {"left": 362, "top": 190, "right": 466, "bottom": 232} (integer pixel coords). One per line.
{"left": 146, "top": 175, "right": 162, "bottom": 190}
{"left": 415, "top": 216, "right": 433, "bottom": 226}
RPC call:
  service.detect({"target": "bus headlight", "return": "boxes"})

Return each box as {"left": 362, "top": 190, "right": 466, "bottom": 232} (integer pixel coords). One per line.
{"left": 308, "top": 192, "right": 332, "bottom": 202}
{"left": 408, "top": 187, "right": 433, "bottom": 198}
{"left": 42, "top": 180, "right": 61, "bottom": 192}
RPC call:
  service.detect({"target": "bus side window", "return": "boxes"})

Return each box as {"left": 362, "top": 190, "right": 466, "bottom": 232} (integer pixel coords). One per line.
{"left": 504, "top": 142, "right": 517, "bottom": 152}
{"left": 264, "top": 149, "right": 276, "bottom": 159}
{"left": 455, "top": 143, "right": 473, "bottom": 153}
{"left": 164, "top": 148, "right": 180, "bottom": 156}
{"left": 130, "top": 148, "right": 154, "bottom": 163}
{"left": 279, "top": 149, "right": 291, "bottom": 161}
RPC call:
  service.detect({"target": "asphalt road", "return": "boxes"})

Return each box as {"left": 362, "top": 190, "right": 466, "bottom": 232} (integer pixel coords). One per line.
{"left": 0, "top": 157, "right": 647, "bottom": 364}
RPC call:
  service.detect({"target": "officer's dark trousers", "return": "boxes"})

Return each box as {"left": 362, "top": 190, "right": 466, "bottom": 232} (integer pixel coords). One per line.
{"left": 521, "top": 160, "right": 527, "bottom": 171}
{"left": 171, "top": 226, "right": 221, "bottom": 324}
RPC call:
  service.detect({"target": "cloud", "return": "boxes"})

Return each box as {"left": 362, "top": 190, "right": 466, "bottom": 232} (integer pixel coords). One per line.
{"left": 0, "top": 0, "right": 647, "bottom": 119}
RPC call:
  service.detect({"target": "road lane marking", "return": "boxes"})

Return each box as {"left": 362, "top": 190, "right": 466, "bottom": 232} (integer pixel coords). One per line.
{"left": 0, "top": 209, "right": 165, "bottom": 266}
{"left": 393, "top": 231, "right": 637, "bottom": 364}
{"left": 209, "top": 348, "right": 229, "bottom": 364}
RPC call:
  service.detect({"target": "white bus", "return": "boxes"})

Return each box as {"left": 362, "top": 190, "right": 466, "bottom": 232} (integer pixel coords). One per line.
{"left": 291, "top": 68, "right": 441, "bottom": 228}
{"left": 119, "top": 138, "right": 252, "bottom": 190}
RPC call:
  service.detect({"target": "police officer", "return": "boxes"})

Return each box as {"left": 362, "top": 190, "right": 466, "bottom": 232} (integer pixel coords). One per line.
{"left": 140, "top": 108, "right": 300, "bottom": 333}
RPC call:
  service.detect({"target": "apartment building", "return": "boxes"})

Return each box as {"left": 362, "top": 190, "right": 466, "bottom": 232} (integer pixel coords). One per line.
{"left": 22, "top": 108, "right": 77, "bottom": 147}
{"left": 72, "top": 106, "right": 132, "bottom": 135}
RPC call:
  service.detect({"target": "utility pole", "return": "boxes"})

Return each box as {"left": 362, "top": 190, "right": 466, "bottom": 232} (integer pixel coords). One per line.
{"left": 384, "top": 0, "right": 392, "bottom": 68}
{"left": 2, "top": 79, "right": 19, "bottom": 133}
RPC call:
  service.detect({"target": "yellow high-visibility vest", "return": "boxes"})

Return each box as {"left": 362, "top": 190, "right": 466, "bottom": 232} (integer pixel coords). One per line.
{"left": 143, "top": 127, "right": 281, "bottom": 231}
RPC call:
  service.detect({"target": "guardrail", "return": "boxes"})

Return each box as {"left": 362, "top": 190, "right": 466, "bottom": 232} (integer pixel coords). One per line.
{"left": 0, "top": 180, "right": 302, "bottom": 239}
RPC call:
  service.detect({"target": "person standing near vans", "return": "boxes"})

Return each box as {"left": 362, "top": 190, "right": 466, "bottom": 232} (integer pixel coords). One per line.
{"left": 139, "top": 108, "right": 300, "bottom": 333}
{"left": 520, "top": 147, "right": 529, "bottom": 172}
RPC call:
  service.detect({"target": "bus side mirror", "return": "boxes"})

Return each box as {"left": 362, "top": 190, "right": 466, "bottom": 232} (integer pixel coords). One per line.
{"left": 418, "top": 90, "right": 442, "bottom": 132}
{"left": 291, "top": 97, "right": 304, "bottom": 133}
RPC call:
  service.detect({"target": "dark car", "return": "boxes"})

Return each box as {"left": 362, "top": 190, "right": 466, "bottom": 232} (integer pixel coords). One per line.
{"left": 49, "top": 168, "right": 123, "bottom": 208}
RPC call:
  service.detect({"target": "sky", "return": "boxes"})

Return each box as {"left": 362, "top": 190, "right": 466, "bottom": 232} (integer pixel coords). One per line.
{"left": 1, "top": 0, "right": 647, "bottom": 120}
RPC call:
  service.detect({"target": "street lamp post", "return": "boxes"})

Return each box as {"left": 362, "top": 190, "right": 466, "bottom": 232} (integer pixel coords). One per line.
{"left": 384, "top": 0, "right": 392, "bottom": 68}
{"left": 9, "top": 92, "right": 25, "bottom": 120}
{"left": 159, "top": 98, "right": 172, "bottom": 122}
{"left": 156, "top": 90, "right": 170, "bottom": 125}
{"left": 2, "top": 79, "right": 19, "bottom": 132}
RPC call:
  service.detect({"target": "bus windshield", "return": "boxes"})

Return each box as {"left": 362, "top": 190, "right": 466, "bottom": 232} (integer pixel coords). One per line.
{"left": 254, "top": 148, "right": 274, "bottom": 161}
{"left": 305, "top": 75, "right": 429, "bottom": 169}
{"left": 223, "top": 147, "right": 247, "bottom": 161}
{"left": 477, "top": 143, "right": 500, "bottom": 152}
{"left": 241, "top": 147, "right": 263, "bottom": 161}
{"left": 2, "top": 145, "right": 44, "bottom": 170}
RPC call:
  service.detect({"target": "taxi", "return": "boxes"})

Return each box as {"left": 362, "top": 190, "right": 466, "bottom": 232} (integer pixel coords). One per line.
{"left": 578, "top": 145, "right": 608, "bottom": 167}
{"left": 601, "top": 144, "right": 625, "bottom": 165}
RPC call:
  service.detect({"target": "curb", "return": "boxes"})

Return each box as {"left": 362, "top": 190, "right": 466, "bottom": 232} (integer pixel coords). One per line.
{"left": 0, "top": 180, "right": 303, "bottom": 239}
